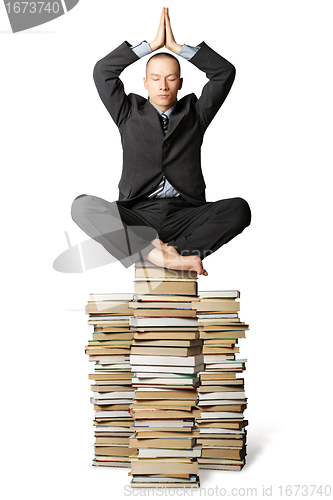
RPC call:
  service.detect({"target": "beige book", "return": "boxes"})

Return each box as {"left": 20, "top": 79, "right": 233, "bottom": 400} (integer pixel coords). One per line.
{"left": 198, "top": 385, "right": 244, "bottom": 393}
{"left": 135, "top": 390, "right": 198, "bottom": 399}
{"left": 134, "top": 281, "right": 197, "bottom": 296}
{"left": 195, "top": 301, "right": 240, "bottom": 313}
{"left": 88, "top": 373, "right": 132, "bottom": 380}
{"left": 95, "top": 436, "right": 129, "bottom": 445}
{"left": 197, "top": 438, "right": 245, "bottom": 448}
{"left": 130, "top": 460, "right": 198, "bottom": 475}
{"left": 133, "top": 308, "right": 196, "bottom": 317}
{"left": 130, "top": 345, "right": 202, "bottom": 356}
{"left": 132, "top": 339, "right": 201, "bottom": 347}
{"left": 135, "top": 430, "right": 200, "bottom": 438}
{"left": 93, "top": 333, "right": 134, "bottom": 340}
{"left": 202, "top": 347, "right": 239, "bottom": 354}
{"left": 201, "top": 448, "right": 246, "bottom": 459}
{"left": 197, "top": 421, "right": 248, "bottom": 429}
{"left": 94, "top": 446, "right": 136, "bottom": 457}
{"left": 134, "top": 331, "right": 199, "bottom": 340}
{"left": 199, "top": 372, "right": 236, "bottom": 379}
{"left": 129, "top": 437, "right": 196, "bottom": 448}
{"left": 200, "top": 331, "right": 246, "bottom": 339}
{"left": 129, "top": 408, "right": 201, "bottom": 419}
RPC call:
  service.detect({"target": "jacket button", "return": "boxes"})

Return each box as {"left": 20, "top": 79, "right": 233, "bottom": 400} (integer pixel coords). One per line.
{"left": 162, "top": 167, "right": 167, "bottom": 172}
{"left": 162, "top": 143, "right": 169, "bottom": 149}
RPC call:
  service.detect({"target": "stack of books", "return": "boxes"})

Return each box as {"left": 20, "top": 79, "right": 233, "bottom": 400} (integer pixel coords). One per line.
{"left": 195, "top": 291, "right": 249, "bottom": 471}
{"left": 128, "top": 260, "right": 203, "bottom": 488}
{"left": 85, "top": 293, "right": 137, "bottom": 467}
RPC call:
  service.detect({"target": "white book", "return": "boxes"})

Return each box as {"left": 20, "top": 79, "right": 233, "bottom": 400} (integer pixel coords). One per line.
{"left": 88, "top": 315, "right": 131, "bottom": 321}
{"left": 95, "top": 363, "right": 131, "bottom": 369}
{"left": 95, "top": 411, "right": 130, "bottom": 418}
{"left": 92, "top": 391, "right": 135, "bottom": 399}
{"left": 132, "top": 476, "right": 197, "bottom": 484}
{"left": 198, "top": 392, "right": 246, "bottom": 400}
{"left": 205, "top": 359, "right": 247, "bottom": 366}
{"left": 131, "top": 364, "right": 204, "bottom": 374}
{"left": 91, "top": 398, "right": 133, "bottom": 405}
{"left": 94, "top": 356, "right": 129, "bottom": 363}
{"left": 204, "top": 355, "right": 235, "bottom": 362}
{"left": 198, "top": 371, "right": 238, "bottom": 374}
{"left": 135, "top": 387, "right": 175, "bottom": 392}
{"left": 199, "top": 428, "right": 245, "bottom": 435}
{"left": 138, "top": 444, "right": 202, "bottom": 458}
{"left": 199, "top": 291, "right": 240, "bottom": 298}
{"left": 94, "top": 426, "right": 133, "bottom": 433}
{"left": 130, "top": 354, "right": 204, "bottom": 366}
{"left": 129, "top": 302, "right": 193, "bottom": 310}
{"left": 133, "top": 372, "right": 198, "bottom": 378}
{"left": 197, "top": 313, "right": 238, "bottom": 318}
{"left": 130, "top": 317, "right": 198, "bottom": 327}
{"left": 198, "top": 400, "right": 247, "bottom": 405}
{"left": 132, "top": 377, "right": 199, "bottom": 385}
{"left": 131, "top": 420, "right": 194, "bottom": 427}
{"left": 205, "top": 365, "right": 245, "bottom": 370}
{"left": 199, "top": 412, "right": 244, "bottom": 419}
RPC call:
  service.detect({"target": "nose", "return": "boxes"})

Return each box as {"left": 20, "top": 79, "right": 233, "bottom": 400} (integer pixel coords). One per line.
{"left": 160, "top": 79, "right": 168, "bottom": 90}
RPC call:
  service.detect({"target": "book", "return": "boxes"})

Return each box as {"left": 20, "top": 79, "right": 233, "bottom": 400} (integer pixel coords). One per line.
{"left": 129, "top": 354, "right": 204, "bottom": 366}
{"left": 137, "top": 444, "right": 202, "bottom": 458}
{"left": 131, "top": 364, "right": 204, "bottom": 374}
{"left": 198, "top": 291, "right": 240, "bottom": 298}
{"left": 134, "top": 281, "right": 197, "bottom": 296}
{"left": 85, "top": 276, "right": 249, "bottom": 481}
{"left": 196, "top": 289, "right": 249, "bottom": 470}
{"left": 130, "top": 301, "right": 195, "bottom": 309}
{"left": 130, "top": 317, "right": 198, "bottom": 328}
{"left": 134, "top": 294, "right": 199, "bottom": 302}
{"left": 130, "top": 345, "right": 202, "bottom": 356}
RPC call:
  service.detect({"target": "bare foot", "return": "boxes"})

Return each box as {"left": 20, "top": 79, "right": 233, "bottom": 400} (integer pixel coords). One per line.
{"left": 143, "top": 240, "right": 208, "bottom": 276}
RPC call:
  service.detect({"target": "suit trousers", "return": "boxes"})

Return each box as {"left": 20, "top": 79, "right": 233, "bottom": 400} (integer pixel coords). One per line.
{"left": 70, "top": 194, "right": 251, "bottom": 269}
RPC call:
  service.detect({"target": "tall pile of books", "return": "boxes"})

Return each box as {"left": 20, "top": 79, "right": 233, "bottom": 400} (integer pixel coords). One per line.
{"left": 128, "top": 261, "right": 203, "bottom": 488}
{"left": 85, "top": 293, "right": 137, "bottom": 467}
{"left": 195, "top": 291, "right": 248, "bottom": 471}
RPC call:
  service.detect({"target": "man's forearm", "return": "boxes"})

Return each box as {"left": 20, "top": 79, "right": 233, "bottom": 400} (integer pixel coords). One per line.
{"left": 131, "top": 40, "right": 201, "bottom": 61}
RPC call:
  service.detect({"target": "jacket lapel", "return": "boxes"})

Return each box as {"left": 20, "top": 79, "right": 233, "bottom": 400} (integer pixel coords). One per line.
{"left": 166, "top": 103, "right": 187, "bottom": 139}
{"left": 138, "top": 100, "right": 164, "bottom": 138}
{"left": 139, "top": 99, "right": 188, "bottom": 140}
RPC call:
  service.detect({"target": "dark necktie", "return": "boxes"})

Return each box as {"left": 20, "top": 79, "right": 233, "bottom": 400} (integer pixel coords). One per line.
{"left": 148, "top": 113, "right": 169, "bottom": 198}
{"left": 160, "top": 113, "right": 169, "bottom": 135}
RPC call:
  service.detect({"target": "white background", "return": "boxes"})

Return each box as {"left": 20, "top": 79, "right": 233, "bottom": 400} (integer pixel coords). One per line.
{"left": 1, "top": 0, "right": 332, "bottom": 498}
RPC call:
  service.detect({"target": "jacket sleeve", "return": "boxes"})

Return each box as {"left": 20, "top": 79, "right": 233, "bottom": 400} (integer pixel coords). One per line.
{"left": 189, "top": 41, "right": 236, "bottom": 133}
{"left": 93, "top": 41, "right": 140, "bottom": 127}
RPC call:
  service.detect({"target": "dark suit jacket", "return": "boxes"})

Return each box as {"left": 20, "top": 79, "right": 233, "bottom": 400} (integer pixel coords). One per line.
{"left": 93, "top": 40, "right": 236, "bottom": 207}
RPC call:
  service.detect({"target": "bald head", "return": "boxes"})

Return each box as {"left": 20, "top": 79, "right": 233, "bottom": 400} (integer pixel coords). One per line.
{"left": 143, "top": 52, "right": 183, "bottom": 112}
{"left": 146, "top": 52, "right": 181, "bottom": 78}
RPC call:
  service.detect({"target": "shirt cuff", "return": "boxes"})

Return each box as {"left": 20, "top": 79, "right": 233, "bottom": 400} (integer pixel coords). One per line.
{"left": 131, "top": 41, "right": 152, "bottom": 58}
{"left": 178, "top": 44, "right": 201, "bottom": 60}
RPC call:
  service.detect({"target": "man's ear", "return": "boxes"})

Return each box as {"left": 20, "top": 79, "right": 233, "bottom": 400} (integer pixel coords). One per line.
{"left": 143, "top": 77, "right": 148, "bottom": 90}
{"left": 179, "top": 77, "right": 183, "bottom": 90}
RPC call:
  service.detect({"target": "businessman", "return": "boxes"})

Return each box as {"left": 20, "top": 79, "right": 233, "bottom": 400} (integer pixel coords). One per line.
{"left": 71, "top": 8, "right": 251, "bottom": 276}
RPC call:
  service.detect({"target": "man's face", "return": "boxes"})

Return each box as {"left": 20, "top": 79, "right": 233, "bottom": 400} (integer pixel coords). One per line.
{"left": 143, "top": 57, "right": 183, "bottom": 113}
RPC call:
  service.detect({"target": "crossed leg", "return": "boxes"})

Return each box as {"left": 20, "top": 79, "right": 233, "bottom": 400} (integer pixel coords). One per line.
{"left": 71, "top": 194, "right": 251, "bottom": 275}
{"left": 142, "top": 197, "right": 251, "bottom": 275}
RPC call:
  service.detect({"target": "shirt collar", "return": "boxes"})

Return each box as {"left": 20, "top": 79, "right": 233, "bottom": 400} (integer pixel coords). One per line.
{"left": 148, "top": 97, "right": 177, "bottom": 117}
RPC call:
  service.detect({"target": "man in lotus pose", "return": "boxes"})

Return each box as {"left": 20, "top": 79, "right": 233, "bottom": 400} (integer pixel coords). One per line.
{"left": 71, "top": 8, "right": 251, "bottom": 276}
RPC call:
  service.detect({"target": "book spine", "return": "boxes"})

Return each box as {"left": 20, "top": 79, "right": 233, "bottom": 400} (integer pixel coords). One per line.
{"left": 196, "top": 292, "right": 248, "bottom": 471}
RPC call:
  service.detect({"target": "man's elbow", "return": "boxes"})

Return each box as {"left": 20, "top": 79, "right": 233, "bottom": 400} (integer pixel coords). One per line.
{"left": 229, "top": 64, "right": 236, "bottom": 83}
{"left": 93, "top": 61, "right": 102, "bottom": 85}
